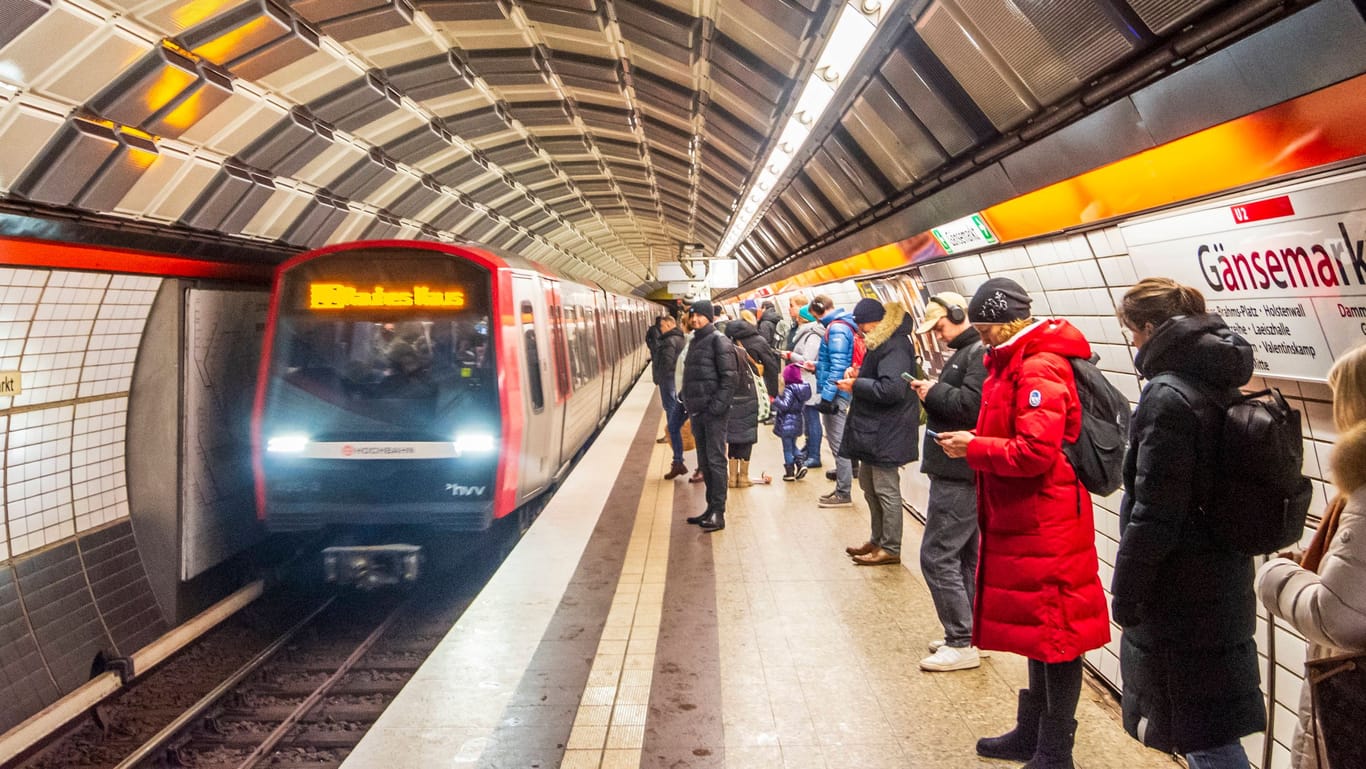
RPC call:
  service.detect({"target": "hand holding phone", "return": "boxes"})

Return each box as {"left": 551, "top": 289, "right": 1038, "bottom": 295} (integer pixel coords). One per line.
{"left": 900, "top": 372, "right": 915, "bottom": 383}
{"left": 924, "top": 428, "right": 940, "bottom": 440}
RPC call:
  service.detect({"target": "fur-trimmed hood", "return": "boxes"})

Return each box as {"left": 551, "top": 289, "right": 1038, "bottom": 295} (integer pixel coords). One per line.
{"left": 1333, "top": 422, "right": 1366, "bottom": 495}
{"left": 864, "top": 302, "right": 909, "bottom": 350}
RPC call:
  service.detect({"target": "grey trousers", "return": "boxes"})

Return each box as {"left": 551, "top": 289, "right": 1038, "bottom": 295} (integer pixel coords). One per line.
{"left": 859, "top": 461, "right": 903, "bottom": 555}
{"left": 919, "top": 476, "right": 979, "bottom": 647}
{"left": 822, "top": 397, "right": 853, "bottom": 494}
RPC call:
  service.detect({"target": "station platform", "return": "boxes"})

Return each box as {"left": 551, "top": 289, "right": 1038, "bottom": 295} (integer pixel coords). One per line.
{"left": 342, "top": 377, "right": 1179, "bottom": 769}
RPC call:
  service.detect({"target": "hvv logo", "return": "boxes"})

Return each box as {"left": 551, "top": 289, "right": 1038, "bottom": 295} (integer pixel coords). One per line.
{"left": 446, "top": 483, "right": 487, "bottom": 497}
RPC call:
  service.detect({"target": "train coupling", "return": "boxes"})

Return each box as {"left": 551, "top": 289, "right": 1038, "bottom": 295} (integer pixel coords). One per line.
{"left": 323, "top": 544, "right": 423, "bottom": 588}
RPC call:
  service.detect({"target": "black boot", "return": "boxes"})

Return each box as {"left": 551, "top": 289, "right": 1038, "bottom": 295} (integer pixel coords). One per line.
{"left": 686, "top": 510, "right": 709, "bottom": 525}
{"left": 977, "top": 689, "right": 1043, "bottom": 761}
{"left": 782, "top": 464, "right": 796, "bottom": 481}
{"left": 698, "top": 510, "right": 725, "bottom": 531}
{"left": 1022, "top": 714, "right": 1076, "bottom": 769}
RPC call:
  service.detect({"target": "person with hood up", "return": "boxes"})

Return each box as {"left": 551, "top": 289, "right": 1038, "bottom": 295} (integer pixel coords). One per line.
{"left": 758, "top": 300, "right": 782, "bottom": 349}
{"left": 783, "top": 305, "right": 825, "bottom": 468}
{"left": 937, "top": 277, "right": 1109, "bottom": 769}
{"left": 772, "top": 363, "right": 811, "bottom": 481}
{"left": 1108, "top": 278, "right": 1264, "bottom": 769}
{"left": 725, "top": 309, "right": 781, "bottom": 404}
{"left": 1257, "top": 342, "right": 1366, "bottom": 769}
{"left": 837, "top": 298, "right": 920, "bottom": 566}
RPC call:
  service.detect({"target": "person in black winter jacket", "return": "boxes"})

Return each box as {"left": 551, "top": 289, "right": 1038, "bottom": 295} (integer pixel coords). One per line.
{"left": 652, "top": 315, "right": 688, "bottom": 479}
{"left": 680, "top": 300, "right": 737, "bottom": 532}
{"left": 838, "top": 299, "right": 920, "bottom": 566}
{"left": 758, "top": 301, "right": 782, "bottom": 349}
{"left": 726, "top": 316, "right": 781, "bottom": 402}
{"left": 1112, "top": 278, "right": 1265, "bottom": 768}
{"left": 907, "top": 291, "right": 988, "bottom": 672}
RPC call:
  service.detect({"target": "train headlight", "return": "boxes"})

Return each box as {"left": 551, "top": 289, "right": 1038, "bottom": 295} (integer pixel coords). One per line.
{"left": 453, "top": 432, "right": 495, "bottom": 455}
{"left": 267, "top": 434, "right": 310, "bottom": 453}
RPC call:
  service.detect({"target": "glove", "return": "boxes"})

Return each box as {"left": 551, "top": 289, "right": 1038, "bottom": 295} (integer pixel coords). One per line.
{"left": 817, "top": 399, "right": 837, "bottom": 415}
{"left": 1110, "top": 598, "right": 1142, "bottom": 628}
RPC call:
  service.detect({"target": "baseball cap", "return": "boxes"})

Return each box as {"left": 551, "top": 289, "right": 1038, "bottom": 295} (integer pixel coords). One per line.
{"left": 916, "top": 291, "right": 968, "bottom": 334}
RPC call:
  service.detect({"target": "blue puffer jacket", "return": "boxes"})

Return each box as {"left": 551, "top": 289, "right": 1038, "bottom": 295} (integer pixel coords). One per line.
{"left": 815, "top": 309, "right": 854, "bottom": 402}
{"left": 772, "top": 381, "right": 810, "bottom": 438}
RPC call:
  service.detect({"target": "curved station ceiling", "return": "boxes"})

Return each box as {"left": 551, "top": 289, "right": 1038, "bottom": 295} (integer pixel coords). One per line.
{"left": 0, "top": 0, "right": 1318, "bottom": 294}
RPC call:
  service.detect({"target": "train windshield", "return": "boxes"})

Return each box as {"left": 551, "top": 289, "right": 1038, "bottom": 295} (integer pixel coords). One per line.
{"left": 266, "top": 250, "right": 495, "bottom": 438}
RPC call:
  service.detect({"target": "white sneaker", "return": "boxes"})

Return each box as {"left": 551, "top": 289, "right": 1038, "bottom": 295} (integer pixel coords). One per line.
{"left": 919, "top": 645, "right": 982, "bottom": 671}
{"left": 928, "top": 638, "right": 990, "bottom": 656}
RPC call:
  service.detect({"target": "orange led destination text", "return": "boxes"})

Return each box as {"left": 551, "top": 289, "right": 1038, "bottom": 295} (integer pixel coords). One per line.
{"left": 309, "top": 283, "right": 467, "bottom": 310}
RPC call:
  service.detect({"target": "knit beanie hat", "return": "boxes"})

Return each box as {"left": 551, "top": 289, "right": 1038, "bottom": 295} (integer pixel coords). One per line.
{"left": 798, "top": 306, "right": 815, "bottom": 323}
{"left": 968, "top": 277, "right": 1032, "bottom": 323}
{"left": 782, "top": 363, "right": 804, "bottom": 385}
{"left": 688, "top": 299, "right": 714, "bottom": 320}
{"left": 851, "top": 297, "right": 886, "bottom": 324}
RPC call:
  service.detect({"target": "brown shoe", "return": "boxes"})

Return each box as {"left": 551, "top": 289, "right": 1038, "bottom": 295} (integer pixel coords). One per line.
{"left": 845, "top": 541, "right": 877, "bottom": 557}
{"left": 853, "top": 548, "right": 901, "bottom": 566}
{"left": 664, "top": 461, "right": 688, "bottom": 480}
{"left": 688, "top": 469, "right": 705, "bottom": 483}
{"left": 656, "top": 435, "right": 668, "bottom": 443}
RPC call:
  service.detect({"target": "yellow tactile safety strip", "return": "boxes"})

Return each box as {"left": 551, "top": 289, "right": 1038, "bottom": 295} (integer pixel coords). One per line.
{"left": 560, "top": 427, "right": 671, "bottom": 769}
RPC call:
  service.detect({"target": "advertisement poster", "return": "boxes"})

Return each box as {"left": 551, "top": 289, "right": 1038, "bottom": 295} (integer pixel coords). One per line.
{"left": 1121, "top": 170, "right": 1366, "bottom": 382}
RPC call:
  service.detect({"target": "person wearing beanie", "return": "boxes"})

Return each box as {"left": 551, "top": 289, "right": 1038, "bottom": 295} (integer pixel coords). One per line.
{"left": 907, "top": 291, "right": 989, "bottom": 672}
{"left": 937, "top": 277, "right": 1109, "bottom": 769}
{"left": 679, "top": 299, "right": 736, "bottom": 531}
{"left": 782, "top": 303, "right": 825, "bottom": 469}
{"left": 781, "top": 293, "right": 809, "bottom": 351}
{"left": 811, "top": 294, "right": 858, "bottom": 508}
{"left": 836, "top": 299, "right": 920, "bottom": 566}
{"left": 757, "top": 300, "right": 782, "bottom": 349}
{"left": 771, "top": 363, "right": 812, "bottom": 481}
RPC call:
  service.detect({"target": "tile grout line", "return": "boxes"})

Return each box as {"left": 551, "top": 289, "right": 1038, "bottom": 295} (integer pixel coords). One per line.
{"left": 562, "top": 418, "right": 672, "bottom": 769}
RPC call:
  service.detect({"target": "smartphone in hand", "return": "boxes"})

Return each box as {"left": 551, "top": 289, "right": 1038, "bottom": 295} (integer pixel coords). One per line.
{"left": 924, "top": 428, "right": 940, "bottom": 440}
{"left": 901, "top": 372, "right": 915, "bottom": 383}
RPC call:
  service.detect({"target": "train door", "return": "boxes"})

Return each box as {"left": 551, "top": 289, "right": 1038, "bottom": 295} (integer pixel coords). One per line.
{"left": 511, "top": 274, "right": 555, "bottom": 495}
{"left": 546, "top": 281, "right": 570, "bottom": 474}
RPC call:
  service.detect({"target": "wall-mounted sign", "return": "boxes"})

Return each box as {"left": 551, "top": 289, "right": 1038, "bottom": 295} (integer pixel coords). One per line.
{"left": 666, "top": 281, "right": 705, "bottom": 298}
{"left": 657, "top": 259, "right": 739, "bottom": 288}
{"left": 930, "top": 213, "right": 998, "bottom": 254}
{"left": 1122, "top": 170, "right": 1366, "bottom": 382}
{"left": 0, "top": 371, "right": 19, "bottom": 395}
{"left": 309, "top": 283, "right": 466, "bottom": 310}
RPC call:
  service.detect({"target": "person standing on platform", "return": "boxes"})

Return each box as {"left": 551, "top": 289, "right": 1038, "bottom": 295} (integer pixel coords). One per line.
{"left": 646, "top": 314, "right": 663, "bottom": 356}
{"left": 782, "top": 293, "right": 809, "bottom": 351}
{"left": 837, "top": 298, "right": 919, "bottom": 566}
{"left": 680, "top": 300, "right": 737, "bottom": 532}
{"left": 653, "top": 314, "right": 689, "bottom": 480}
{"left": 907, "top": 292, "right": 987, "bottom": 671}
{"left": 812, "top": 294, "right": 856, "bottom": 508}
{"left": 1257, "top": 343, "right": 1366, "bottom": 769}
{"left": 937, "top": 277, "right": 1110, "bottom": 769}
{"left": 783, "top": 305, "right": 824, "bottom": 469}
{"left": 725, "top": 310, "right": 781, "bottom": 408}
{"left": 773, "top": 363, "right": 811, "bottom": 481}
{"left": 758, "top": 300, "right": 782, "bottom": 349}
{"left": 725, "top": 341, "right": 766, "bottom": 488}
{"left": 1110, "top": 278, "right": 1266, "bottom": 769}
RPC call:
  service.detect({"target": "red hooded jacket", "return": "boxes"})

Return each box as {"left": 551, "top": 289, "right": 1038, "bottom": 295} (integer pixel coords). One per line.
{"left": 966, "top": 319, "right": 1110, "bottom": 662}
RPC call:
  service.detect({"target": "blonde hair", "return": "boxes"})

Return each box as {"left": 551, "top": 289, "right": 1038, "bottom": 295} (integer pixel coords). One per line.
{"left": 740, "top": 309, "right": 757, "bottom": 324}
{"left": 1329, "top": 343, "right": 1366, "bottom": 431}
{"left": 1118, "top": 277, "right": 1206, "bottom": 331}
{"left": 999, "top": 317, "right": 1035, "bottom": 343}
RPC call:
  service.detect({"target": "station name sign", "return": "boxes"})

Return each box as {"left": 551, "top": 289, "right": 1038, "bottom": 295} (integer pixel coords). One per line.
{"left": 1121, "top": 171, "right": 1366, "bottom": 382}
{"left": 931, "top": 213, "right": 998, "bottom": 255}
{"left": 309, "top": 283, "right": 466, "bottom": 310}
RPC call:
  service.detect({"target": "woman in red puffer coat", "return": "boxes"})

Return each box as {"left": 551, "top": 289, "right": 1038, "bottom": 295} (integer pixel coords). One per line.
{"left": 938, "top": 277, "right": 1110, "bottom": 769}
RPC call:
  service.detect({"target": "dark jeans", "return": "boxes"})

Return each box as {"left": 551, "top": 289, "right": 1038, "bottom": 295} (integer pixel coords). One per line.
{"left": 659, "top": 382, "right": 685, "bottom": 464}
{"left": 920, "top": 476, "right": 978, "bottom": 647}
{"left": 780, "top": 435, "right": 799, "bottom": 465}
{"left": 802, "top": 403, "right": 822, "bottom": 463}
{"left": 692, "top": 413, "right": 728, "bottom": 515}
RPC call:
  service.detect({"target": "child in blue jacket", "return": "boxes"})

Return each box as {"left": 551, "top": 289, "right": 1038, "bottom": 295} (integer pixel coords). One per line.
{"left": 774, "top": 364, "right": 812, "bottom": 481}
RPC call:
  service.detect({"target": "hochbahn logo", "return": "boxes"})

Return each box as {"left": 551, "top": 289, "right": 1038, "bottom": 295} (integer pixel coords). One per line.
{"left": 1198, "top": 221, "right": 1366, "bottom": 293}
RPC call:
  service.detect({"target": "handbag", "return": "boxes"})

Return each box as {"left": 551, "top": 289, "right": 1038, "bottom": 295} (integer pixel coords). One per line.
{"left": 680, "top": 419, "right": 695, "bottom": 452}
{"left": 1309, "top": 651, "right": 1366, "bottom": 769}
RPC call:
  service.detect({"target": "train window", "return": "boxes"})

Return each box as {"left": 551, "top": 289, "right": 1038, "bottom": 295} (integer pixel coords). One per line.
{"left": 521, "top": 301, "right": 544, "bottom": 412}
{"left": 550, "top": 296, "right": 570, "bottom": 398}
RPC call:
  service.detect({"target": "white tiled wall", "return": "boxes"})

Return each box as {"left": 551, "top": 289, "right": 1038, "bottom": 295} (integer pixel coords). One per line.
{"left": 0, "top": 268, "right": 160, "bottom": 560}
{"left": 916, "top": 225, "right": 1333, "bottom": 768}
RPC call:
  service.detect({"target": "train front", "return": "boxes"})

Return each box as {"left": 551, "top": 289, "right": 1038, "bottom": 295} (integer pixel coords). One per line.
{"left": 253, "top": 245, "right": 501, "bottom": 586}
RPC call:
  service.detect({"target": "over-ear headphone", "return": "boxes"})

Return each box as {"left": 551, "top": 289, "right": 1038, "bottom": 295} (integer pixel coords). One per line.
{"left": 930, "top": 295, "right": 966, "bottom": 324}
{"left": 809, "top": 298, "right": 827, "bottom": 315}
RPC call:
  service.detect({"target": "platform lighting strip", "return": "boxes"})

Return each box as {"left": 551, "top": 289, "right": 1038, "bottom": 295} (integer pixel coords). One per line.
{"left": 715, "top": 0, "right": 885, "bottom": 260}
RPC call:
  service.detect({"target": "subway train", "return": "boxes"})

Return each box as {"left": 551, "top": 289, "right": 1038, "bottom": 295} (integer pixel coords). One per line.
{"left": 251, "top": 240, "right": 651, "bottom": 584}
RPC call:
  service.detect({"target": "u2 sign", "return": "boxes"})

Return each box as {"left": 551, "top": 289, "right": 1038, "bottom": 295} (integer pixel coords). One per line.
{"left": 1121, "top": 169, "right": 1366, "bottom": 383}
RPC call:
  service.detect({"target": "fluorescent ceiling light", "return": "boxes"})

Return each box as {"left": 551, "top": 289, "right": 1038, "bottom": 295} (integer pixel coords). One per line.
{"left": 716, "top": 1, "right": 885, "bottom": 260}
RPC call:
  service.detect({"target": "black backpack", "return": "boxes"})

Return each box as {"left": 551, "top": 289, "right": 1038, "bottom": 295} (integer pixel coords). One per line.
{"left": 1063, "top": 356, "right": 1131, "bottom": 496}
{"left": 1154, "top": 374, "right": 1312, "bottom": 555}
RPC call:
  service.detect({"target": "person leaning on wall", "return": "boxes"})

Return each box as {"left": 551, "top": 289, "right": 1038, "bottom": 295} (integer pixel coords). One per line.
{"left": 1257, "top": 342, "right": 1366, "bottom": 769}
{"left": 936, "top": 277, "right": 1110, "bottom": 769}
{"left": 1109, "top": 277, "right": 1265, "bottom": 769}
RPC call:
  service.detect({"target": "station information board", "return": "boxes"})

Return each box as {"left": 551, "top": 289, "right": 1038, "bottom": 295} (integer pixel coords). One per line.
{"left": 1121, "top": 169, "right": 1366, "bottom": 382}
